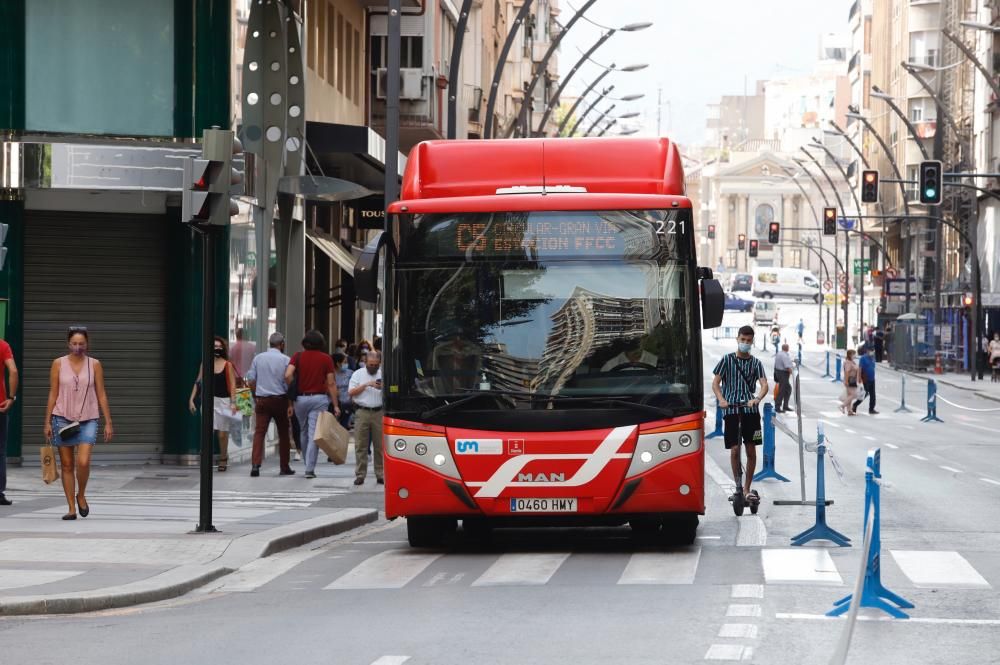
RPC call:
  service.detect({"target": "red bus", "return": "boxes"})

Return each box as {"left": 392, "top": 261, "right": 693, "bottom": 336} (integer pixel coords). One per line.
{"left": 356, "top": 137, "right": 724, "bottom": 547}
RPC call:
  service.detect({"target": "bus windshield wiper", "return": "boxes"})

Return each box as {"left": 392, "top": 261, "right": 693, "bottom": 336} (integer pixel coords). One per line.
{"left": 419, "top": 390, "right": 517, "bottom": 419}
{"left": 568, "top": 396, "right": 676, "bottom": 419}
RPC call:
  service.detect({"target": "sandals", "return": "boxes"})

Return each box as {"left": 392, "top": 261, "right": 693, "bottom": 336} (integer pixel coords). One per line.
{"left": 218, "top": 457, "right": 228, "bottom": 472}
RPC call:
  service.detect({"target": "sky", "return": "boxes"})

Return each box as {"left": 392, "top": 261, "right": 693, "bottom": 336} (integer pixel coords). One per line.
{"left": 557, "top": 0, "right": 853, "bottom": 146}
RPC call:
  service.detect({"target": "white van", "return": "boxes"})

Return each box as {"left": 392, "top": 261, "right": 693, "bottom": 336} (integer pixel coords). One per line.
{"left": 752, "top": 267, "right": 821, "bottom": 302}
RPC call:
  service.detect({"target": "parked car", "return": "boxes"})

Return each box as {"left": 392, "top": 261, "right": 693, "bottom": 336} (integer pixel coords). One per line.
{"left": 730, "top": 273, "right": 753, "bottom": 292}
{"left": 753, "top": 300, "right": 777, "bottom": 325}
{"left": 752, "top": 267, "right": 821, "bottom": 302}
{"left": 724, "top": 292, "right": 754, "bottom": 312}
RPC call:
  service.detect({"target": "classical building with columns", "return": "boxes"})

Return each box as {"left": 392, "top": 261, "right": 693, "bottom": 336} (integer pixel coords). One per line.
{"left": 700, "top": 150, "right": 824, "bottom": 280}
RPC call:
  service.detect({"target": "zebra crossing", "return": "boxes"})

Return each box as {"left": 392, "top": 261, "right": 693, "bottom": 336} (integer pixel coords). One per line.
{"left": 283, "top": 545, "right": 998, "bottom": 593}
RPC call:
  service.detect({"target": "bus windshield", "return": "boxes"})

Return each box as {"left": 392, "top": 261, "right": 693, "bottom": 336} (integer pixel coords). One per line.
{"left": 389, "top": 210, "right": 700, "bottom": 423}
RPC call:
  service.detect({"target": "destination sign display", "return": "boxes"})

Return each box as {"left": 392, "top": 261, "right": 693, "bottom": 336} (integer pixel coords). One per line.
{"left": 456, "top": 218, "right": 625, "bottom": 255}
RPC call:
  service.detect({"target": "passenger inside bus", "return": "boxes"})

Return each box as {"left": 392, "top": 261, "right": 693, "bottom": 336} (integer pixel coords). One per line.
{"left": 429, "top": 330, "right": 483, "bottom": 394}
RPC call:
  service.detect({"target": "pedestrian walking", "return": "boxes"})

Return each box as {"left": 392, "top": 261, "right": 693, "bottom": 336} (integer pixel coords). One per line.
{"left": 286, "top": 330, "right": 339, "bottom": 479}
{"left": 0, "top": 336, "right": 18, "bottom": 507}
{"left": 711, "top": 326, "right": 768, "bottom": 507}
{"left": 229, "top": 327, "right": 256, "bottom": 379}
{"left": 332, "top": 351, "right": 354, "bottom": 431}
{"left": 852, "top": 346, "right": 878, "bottom": 414}
{"left": 348, "top": 350, "right": 383, "bottom": 486}
{"left": 188, "top": 336, "right": 239, "bottom": 472}
{"left": 989, "top": 332, "right": 1000, "bottom": 382}
{"left": 245, "top": 332, "right": 294, "bottom": 477}
{"left": 770, "top": 327, "right": 781, "bottom": 354}
{"left": 796, "top": 318, "right": 805, "bottom": 343}
{"left": 43, "top": 327, "right": 113, "bottom": 520}
{"left": 839, "top": 349, "right": 859, "bottom": 415}
{"left": 873, "top": 327, "right": 886, "bottom": 363}
{"left": 773, "top": 343, "right": 794, "bottom": 413}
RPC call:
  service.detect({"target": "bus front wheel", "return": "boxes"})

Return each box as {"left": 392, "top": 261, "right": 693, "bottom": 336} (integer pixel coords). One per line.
{"left": 661, "top": 514, "right": 699, "bottom": 546}
{"left": 407, "top": 517, "right": 456, "bottom": 548}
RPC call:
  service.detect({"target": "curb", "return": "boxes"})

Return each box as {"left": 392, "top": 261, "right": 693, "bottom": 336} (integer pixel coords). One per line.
{"left": 896, "top": 370, "right": 1000, "bottom": 405}
{"left": 0, "top": 507, "right": 378, "bottom": 616}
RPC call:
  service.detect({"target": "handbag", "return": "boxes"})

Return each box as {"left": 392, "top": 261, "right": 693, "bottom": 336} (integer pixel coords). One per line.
{"left": 41, "top": 443, "right": 60, "bottom": 484}
{"left": 59, "top": 357, "right": 91, "bottom": 441}
{"left": 313, "top": 410, "right": 349, "bottom": 464}
{"left": 287, "top": 353, "right": 300, "bottom": 401}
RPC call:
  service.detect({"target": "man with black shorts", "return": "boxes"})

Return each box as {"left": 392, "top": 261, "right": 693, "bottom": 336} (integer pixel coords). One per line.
{"left": 712, "top": 325, "right": 769, "bottom": 504}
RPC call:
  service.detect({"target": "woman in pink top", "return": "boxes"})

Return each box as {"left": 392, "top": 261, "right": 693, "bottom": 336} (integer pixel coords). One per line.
{"left": 43, "top": 327, "right": 114, "bottom": 520}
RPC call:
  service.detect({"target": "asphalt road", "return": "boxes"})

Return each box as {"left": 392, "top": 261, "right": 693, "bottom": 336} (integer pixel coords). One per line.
{"left": 4, "top": 308, "right": 999, "bottom": 665}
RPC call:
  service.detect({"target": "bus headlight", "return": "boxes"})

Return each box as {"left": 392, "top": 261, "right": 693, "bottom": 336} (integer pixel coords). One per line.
{"left": 658, "top": 439, "right": 671, "bottom": 452}
{"left": 679, "top": 434, "right": 693, "bottom": 447}
{"left": 414, "top": 442, "right": 428, "bottom": 456}
{"left": 433, "top": 454, "right": 446, "bottom": 467}
{"left": 640, "top": 451, "right": 653, "bottom": 464}
{"left": 394, "top": 439, "right": 407, "bottom": 452}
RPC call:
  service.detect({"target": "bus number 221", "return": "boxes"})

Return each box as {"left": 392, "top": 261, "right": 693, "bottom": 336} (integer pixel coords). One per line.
{"left": 655, "top": 220, "right": 685, "bottom": 236}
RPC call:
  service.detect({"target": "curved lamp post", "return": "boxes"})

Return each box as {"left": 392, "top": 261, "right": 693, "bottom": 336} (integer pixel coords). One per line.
{"left": 505, "top": 0, "right": 603, "bottom": 137}
{"left": 534, "top": 24, "right": 651, "bottom": 135}
{"left": 565, "top": 88, "right": 644, "bottom": 137}
{"left": 900, "top": 61, "right": 966, "bottom": 142}
{"left": 446, "top": 0, "right": 476, "bottom": 139}
{"left": 870, "top": 86, "right": 930, "bottom": 160}
{"left": 553, "top": 66, "right": 645, "bottom": 136}
{"left": 483, "top": 0, "right": 536, "bottom": 139}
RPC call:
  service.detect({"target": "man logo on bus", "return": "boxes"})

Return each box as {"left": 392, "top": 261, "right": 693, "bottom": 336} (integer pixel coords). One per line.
{"left": 517, "top": 472, "right": 566, "bottom": 482}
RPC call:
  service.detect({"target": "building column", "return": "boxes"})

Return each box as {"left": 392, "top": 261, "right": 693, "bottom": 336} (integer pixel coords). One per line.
{"left": 716, "top": 194, "right": 730, "bottom": 270}
{"left": 736, "top": 194, "right": 749, "bottom": 271}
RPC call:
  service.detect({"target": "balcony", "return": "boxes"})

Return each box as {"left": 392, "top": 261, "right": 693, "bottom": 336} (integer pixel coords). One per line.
{"left": 369, "top": 69, "right": 444, "bottom": 151}
{"left": 848, "top": 52, "right": 860, "bottom": 74}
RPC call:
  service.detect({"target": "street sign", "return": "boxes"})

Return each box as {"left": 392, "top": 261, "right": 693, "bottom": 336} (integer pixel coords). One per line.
{"left": 823, "top": 279, "right": 833, "bottom": 292}
{"left": 837, "top": 217, "right": 856, "bottom": 231}
{"left": 885, "top": 266, "right": 897, "bottom": 278}
{"left": 853, "top": 258, "right": 871, "bottom": 275}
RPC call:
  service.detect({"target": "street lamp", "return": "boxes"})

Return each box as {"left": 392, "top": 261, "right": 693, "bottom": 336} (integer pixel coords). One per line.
{"left": 869, "top": 86, "right": 930, "bottom": 160}
{"left": 555, "top": 66, "right": 646, "bottom": 137}
{"left": 900, "top": 61, "right": 966, "bottom": 143}
{"left": 482, "top": 0, "right": 537, "bottom": 139}
{"left": 564, "top": 84, "right": 616, "bottom": 137}
{"left": 617, "top": 127, "right": 640, "bottom": 136}
{"left": 504, "top": 0, "right": 603, "bottom": 138}
{"left": 535, "top": 23, "right": 651, "bottom": 135}
{"left": 583, "top": 106, "right": 640, "bottom": 137}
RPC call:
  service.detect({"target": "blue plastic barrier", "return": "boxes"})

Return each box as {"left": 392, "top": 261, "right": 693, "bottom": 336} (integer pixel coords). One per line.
{"left": 791, "top": 423, "right": 851, "bottom": 547}
{"left": 753, "top": 404, "right": 790, "bottom": 483}
{"left": 831, "top": 355, "right": 842, "bottom": 383}
{"left": 828, "top": 448, "right": 914, "bottom": 619}
{"left": 920, "top": 379, "right": 944, "bottom": 423}
{"left": 822, "top": 351, "right": 831, "bottom": 378}
{"left": 893, "top": 372, "right": 912, "bottom": 413}
{"left": 706, "top": 400, "right": 724, "bottom": 439}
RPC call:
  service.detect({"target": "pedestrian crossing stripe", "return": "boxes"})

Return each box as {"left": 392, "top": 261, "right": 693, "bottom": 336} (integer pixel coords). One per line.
{"left": 313, "top": 547, "right": 994, "bottom": 592}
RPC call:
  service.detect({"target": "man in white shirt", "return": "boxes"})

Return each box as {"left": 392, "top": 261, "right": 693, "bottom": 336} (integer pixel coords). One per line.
{"left": 348, "top": 351, "right": 383, "bottom": 486}
{"left": 773, "top": 343, "right": 795, "bottom": 413}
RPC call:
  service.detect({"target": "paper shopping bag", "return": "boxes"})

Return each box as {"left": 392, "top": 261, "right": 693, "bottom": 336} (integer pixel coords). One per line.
{"left": 314, "top": 410, "right": 349, "bottom": 465}
{"left": 41, "top": 443, "right": 60, "bottom": 485}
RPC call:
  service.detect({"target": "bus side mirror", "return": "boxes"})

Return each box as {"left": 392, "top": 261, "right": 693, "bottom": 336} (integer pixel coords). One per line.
{"left": 701, "top": 277, "right": 724, "bottom": 329}
{"left": 355, "top": 231, "right": 392, "bottom": 304}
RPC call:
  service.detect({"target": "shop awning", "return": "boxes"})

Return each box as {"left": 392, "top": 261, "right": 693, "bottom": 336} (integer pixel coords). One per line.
{"left": 306, "top": 228, "right": 357, "bottom": 276}
{"left": 305, "top": 121, "right": 406, "bottom": 192}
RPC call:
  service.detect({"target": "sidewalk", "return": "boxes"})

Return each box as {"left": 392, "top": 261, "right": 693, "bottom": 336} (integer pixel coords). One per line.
{"left": 798, "top": 347, "right": 1000, "bottom": 403}
{"left": 0, "top": 449, "right": 380, "bottom": 616}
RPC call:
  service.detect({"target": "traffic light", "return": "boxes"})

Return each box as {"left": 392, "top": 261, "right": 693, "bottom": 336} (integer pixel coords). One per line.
{"left": 963, "top": 293, "right": 973, "bottom": 308}
{"left": 861, "top": 170, "right": 879, "bottom": 203}
{"left": 707, "top": 224, "right": 716, "bottom": 239}
{"left": 183, "top": 128, "right": 243, "bottom": 226}
{"left": 748, "top": 239, "right": 759, "bottom": 257}
{"left": 823, "top": 207, "right": 837, "bottom": 235}
{"left": 738, "top": 233, "right": 746, "bottom": 250}
{"left": 919, "top": 160, "right": 943, "bottom": 205}
{"left": 768, "top": 222, "right": 780, "bottom": 244}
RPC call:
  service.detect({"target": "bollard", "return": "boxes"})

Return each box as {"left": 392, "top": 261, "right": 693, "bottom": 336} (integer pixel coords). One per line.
{"left": 796, "top": 343, "right": 802, "bottom": 366}
{"left": 831, "top": 355, "right": 842, "bottom": 383}
{"left": 829, "top": 448, "right": 914, "bottom": 619}
{"left": 920, "top": 379, "right": 944, "bottom": 423}
{"left": 706, "top": 400, "right": 724, "bottom": 439}
{"left": 893, "top": 372, "right": 912, "bottom": 413}
{"left": 754, "top": 404, "right": 791, "bottom": 482}
{"left": 790, "top": 423, "right": 851, "bottom": 547}
{"left": 822, "top": 350, "right": 831, "bottom": 378}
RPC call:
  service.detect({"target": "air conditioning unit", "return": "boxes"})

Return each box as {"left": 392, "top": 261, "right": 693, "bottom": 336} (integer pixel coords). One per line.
{"left": 376, "top": 68, "right": 426, "bottom": 101}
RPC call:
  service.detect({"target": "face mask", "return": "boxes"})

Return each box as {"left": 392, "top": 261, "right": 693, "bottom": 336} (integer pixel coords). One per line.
{"left": 737, "top": 342, "right": 752, "bottom": 354}
{"left": 213, "top": 348, "right": 225, "bottom": 358}
{"left": 366, "top": 365, "right": 379, "bottom": 375}
{"left": 70, "top": 346, "right": 86, "bottom": 356}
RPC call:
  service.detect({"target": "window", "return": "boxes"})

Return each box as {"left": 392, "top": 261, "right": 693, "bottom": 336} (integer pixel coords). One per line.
{"left": 353, "top": 28, "right": 362, "bottom": 102}
{"left": 318, "top": 0, "right": 327, "bottom": 79}
{"left": 370, "top": 36, "right": 424, "bottom": 70}
{"left": 346, "top": 23, "right": 354, "bottom": 102}
{"left": 325, "top": 6, "right": 334, "bottom": 83}
{"left": 338, "top": 12, "right": 346, "bottom": 93}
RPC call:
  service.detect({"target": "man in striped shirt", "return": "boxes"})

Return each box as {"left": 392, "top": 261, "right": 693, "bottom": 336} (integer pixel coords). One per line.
{"left": 712, "top": 325, "right": 769, "bottom": 502}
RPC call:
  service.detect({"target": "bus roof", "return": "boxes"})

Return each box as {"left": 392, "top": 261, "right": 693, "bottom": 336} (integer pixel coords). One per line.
{"left": 389, "top": 137, "right": 685, "bottom": 213}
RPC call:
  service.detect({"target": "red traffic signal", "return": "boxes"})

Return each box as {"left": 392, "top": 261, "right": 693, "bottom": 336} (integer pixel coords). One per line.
{"left": 748, "top": 239, "right": 759, "bottom": 257}
{"left": 861, "top": 170, "right": 879, "bottom": 203}
{"left": 767, "top": 222, "right": 780, "bottom": 244}
{"left": 823, "top": 207, "right": 836, "bottom": 235}
{"left": 707, "top": 224, "right": 716, "bottom": 239}
{"left": 963, "top": 294, "right": 973, "bottom": 307}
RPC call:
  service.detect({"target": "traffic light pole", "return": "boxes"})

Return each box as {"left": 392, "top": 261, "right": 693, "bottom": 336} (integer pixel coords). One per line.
{"left": 195, "top": 223, "right": 218, "bottom": 533}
